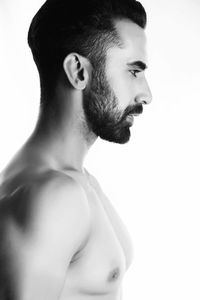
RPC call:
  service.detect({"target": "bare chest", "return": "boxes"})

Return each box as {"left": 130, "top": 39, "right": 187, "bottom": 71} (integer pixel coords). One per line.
{"left": 59, "top": 175, "right": 133, "bottom": 298}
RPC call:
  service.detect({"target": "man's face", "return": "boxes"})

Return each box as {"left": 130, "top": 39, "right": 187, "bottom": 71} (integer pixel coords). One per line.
{"left": 83, "top": 19, "right": 152, "bottom": 144}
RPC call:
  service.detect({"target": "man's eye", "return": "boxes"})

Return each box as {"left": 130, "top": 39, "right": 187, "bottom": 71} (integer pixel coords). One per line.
{"left": 130, "top": 70, "right": 140, "bottom": 77}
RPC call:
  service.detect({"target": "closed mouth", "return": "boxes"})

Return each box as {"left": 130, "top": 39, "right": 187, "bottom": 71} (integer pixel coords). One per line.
{"left": 125, "top": 104, "right": 143, "bottom": 118}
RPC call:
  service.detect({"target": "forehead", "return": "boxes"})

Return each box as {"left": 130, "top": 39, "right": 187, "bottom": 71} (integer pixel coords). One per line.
{"left": 106, "top": 18, "right": 147, "bottom": 66}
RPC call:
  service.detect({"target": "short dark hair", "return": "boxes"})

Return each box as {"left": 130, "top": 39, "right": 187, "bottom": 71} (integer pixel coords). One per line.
{"left": 28, "top": 0, "right": 146, "bottom": 104}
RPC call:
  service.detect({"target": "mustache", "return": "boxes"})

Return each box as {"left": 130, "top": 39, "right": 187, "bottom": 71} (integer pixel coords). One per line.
{"left": 124, "top": 104, "right": 143, "bottom": 117}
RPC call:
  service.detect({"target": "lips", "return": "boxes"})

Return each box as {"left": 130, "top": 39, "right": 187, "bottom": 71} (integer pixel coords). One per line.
{"left": 126, "top": 114, "right": 134, "bottom": 121}
{"left": 123, "top": 104, "right": 143, "bottom": 125}
{"left": 126, "top": 105, "right": 143, "bottom": 120}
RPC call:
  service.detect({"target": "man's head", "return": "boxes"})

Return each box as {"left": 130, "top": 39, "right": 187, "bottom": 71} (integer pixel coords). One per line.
{"left": 28, "top": 0, "right": 152, "bottom": 144}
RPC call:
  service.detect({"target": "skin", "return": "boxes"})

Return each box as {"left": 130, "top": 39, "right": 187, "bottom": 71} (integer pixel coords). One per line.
{"left": 0, "top": 18, "right": 152, "bottom": 299}
{"left": 83, "top": 19, "right": 151, "bottom": 144}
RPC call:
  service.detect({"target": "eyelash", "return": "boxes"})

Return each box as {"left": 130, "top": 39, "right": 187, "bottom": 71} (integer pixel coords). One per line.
{"left": 130, "top": 70, "right": 140, "bottom": 78}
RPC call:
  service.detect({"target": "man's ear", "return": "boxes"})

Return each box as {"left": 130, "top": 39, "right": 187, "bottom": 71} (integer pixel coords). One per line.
{"left": 63, "top": 53, "right": 91, "bottom": 90}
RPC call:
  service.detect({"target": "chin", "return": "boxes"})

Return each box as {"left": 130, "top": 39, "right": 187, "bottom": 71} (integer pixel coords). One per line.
{"left": 99, "top": 127, "right": 131, "bottom": 144}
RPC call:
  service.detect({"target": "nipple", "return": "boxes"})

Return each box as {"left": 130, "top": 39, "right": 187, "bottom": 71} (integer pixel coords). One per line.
{"left": 108, "top": 267, "right": 120, "bottom": 282}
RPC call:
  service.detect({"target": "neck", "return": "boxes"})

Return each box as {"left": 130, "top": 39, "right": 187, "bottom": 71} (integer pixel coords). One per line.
{"left": 24, "top": 92, "right": 97, "bottom": 174}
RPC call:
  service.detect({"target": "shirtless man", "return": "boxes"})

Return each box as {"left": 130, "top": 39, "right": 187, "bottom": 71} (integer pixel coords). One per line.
{"left": 0, "top": 0, "right": 152, "bottom": 299}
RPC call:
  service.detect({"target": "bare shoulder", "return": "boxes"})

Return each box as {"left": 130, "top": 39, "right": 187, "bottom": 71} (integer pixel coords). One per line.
{"left": 28, "top": 170, "right": 91, "bottom": 234}
{"left": 29, "top": 170, "right": 91, "bottom": 213}
{"left": 0, "top": 171, "right": 92, "bottom": 299}
{"left": 0, "top": 170, "right": 90, "bottom": 231}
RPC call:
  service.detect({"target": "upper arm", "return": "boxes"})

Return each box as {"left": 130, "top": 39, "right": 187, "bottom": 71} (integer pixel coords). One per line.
{"left": 12, "top": 174, "right": 91, "bottom": 300}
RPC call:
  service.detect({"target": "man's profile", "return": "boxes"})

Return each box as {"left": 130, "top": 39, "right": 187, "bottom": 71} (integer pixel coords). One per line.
{"left": 0, "top": 0, "right": 152, "bottom": 299}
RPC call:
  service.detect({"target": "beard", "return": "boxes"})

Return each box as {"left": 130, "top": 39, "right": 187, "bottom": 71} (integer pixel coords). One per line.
{"left": 83, "top": 64, "right": 135, "bottom": 144}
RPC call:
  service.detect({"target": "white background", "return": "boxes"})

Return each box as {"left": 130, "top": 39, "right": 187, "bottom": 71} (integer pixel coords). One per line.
{"left": 0, "top": 0, "right": 200, "bottom": 299}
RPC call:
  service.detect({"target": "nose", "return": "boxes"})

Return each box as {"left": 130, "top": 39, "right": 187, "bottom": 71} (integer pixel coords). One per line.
{"left": 135, "top": 78, "right": 152, "bottom": 105}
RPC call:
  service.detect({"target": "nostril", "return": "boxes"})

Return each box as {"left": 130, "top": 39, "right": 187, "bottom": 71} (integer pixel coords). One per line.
{"left": 144, "top": 99, "right": 151, "bottom": 105}
{"left": 135, "top": 95, "right": 149, "bottom": 105}
{"left": 136, "top": 98, "right": 148, "bottom": 105}
{"left": 135, "top": 91, "right": 152, "bottom": 105}
{"left": 143, "top": 95, "right": 152, "bottom": 105}
{"left": 142, "top": 99, "right": 148, "bottom": 105}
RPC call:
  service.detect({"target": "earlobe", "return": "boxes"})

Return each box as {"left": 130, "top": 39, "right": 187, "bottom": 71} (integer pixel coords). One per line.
{"left": 63, "top": 53, "right": 89, "bottom": 90}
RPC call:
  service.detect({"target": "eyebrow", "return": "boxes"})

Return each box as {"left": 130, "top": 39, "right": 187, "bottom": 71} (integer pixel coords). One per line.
{"left": 127, "top": 61, "right": 148, "bottom": 70}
